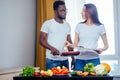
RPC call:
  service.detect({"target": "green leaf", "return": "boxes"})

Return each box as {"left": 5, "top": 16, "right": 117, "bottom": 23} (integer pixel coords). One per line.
{"left": 84, "top": 63, "right": 95, "bottom": 74}
{"left": 19, "top": 66, "right": 35, "bottom": 76}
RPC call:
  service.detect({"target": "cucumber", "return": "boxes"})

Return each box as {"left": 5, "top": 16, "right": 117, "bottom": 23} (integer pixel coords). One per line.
{"left": 70, "top": 72, "right": 76, "bottom": 76}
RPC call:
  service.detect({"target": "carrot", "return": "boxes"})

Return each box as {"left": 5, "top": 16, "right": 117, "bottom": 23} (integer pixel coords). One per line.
{"left": 91, "top": 72, "right": 96, "bottom": 76}
{"left": 82, "top": 72, "right": 88, "bottom": 76}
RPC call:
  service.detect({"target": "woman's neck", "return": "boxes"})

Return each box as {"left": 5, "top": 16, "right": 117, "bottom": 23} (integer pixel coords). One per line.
{"left": 86, "top": 19, "right": 94, "bottom": 26}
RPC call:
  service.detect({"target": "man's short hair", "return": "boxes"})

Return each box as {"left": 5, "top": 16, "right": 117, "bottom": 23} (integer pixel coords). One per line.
{"left": 53, "top": 1, "right": 65, "bottom": 10}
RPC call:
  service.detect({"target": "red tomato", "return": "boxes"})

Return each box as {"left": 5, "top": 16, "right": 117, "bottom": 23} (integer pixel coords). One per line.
{"left": 61, "top": 68, "right": 69, "bottom": 74}
{"left": 34, "top": 72, "right": 39, "bottom": 77}
{"left": 52, "top": 67, "right": 57, "bottom": 71}
{"left": 61, "top": 70, "right": 68, "bottom": 74}
{"left": 55, "top": 71, "right": 62, "bottom": 74}
{"left": 52, "top": 67, "right": 60, "bottom": 74}
{"left": 52, "top": 70, "right": 57, "bottom": 74}
{"left": 41, "top": 73, "right": 45, "bottom": 77}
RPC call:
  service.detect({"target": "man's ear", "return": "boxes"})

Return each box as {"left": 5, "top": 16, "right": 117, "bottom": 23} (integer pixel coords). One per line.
{"left": 54, "top": 10, "right": 57, "bottom": 14}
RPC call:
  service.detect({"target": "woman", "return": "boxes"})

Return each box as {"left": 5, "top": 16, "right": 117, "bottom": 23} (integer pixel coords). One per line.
{"left": 65, "top": 3, "right": 108, "bottom": 71}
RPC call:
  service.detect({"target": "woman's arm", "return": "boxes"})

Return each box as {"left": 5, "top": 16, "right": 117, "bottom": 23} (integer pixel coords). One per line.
{"left": 65, "top": 32, "right": 79, "bottom": 48}
{"left": 97, "top": 33, "right": 109, "bottom": 54}
{"left": 101, "top": 33, "right": 109, "bottom": 51}
{"left": 66, "top": 34, "right": 73, "bottom": 51}
{"left": 73, "top": 32, "right": 79, "bottom": 47}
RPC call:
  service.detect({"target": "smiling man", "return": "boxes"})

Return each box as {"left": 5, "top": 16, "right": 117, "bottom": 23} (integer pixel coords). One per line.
{"left": 39, "top": 1, "right": 72, "bottom": 70}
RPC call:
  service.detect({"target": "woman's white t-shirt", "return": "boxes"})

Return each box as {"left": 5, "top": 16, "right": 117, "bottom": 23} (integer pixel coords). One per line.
{"left": 75, "top": 23, "right": 106, "bottom": 60}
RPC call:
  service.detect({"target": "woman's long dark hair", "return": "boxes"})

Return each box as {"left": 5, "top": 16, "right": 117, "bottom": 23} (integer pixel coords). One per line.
{"left": 82, "top": 3, "right": 102, "bottom": 25}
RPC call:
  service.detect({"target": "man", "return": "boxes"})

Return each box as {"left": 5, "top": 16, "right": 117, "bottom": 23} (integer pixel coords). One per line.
{"left": 39, "top": 1, "right": 72, "bottom": 70}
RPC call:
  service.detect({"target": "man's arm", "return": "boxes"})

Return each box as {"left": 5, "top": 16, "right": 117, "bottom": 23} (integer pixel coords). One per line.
{"left": 39, "top": 31, "right": 59, "bottom": 55}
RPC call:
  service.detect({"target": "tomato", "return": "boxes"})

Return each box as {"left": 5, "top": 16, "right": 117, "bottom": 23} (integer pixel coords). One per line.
{"left": 52, "top": 67, "right": 57, "bottom": 71}
{"left": 61, "top": 68, "right": 69, "bottom": 74}
{"left": 41, "top": 73, "right": 45, "bottom": 77}
{"left": 61, "top": 70, "right": 68, "bottom": 74}
{"left": 52, "top": 67, "right": 60, "bottom": 74}
{"left": 55, "top": 71, "right": 62, "bottom": 74}
{"left": 34, "top": 72, "right": 39, "bottom": 77}
{"left": 51, "top": 66, "right": 69, "bottom": 75}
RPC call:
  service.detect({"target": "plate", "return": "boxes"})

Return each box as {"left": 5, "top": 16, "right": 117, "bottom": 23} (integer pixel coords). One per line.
{"left": 77, "top": 47, "right": 99, "bottom": 51}
{"left": 61, "top": 51, "right": 80, "bottom": 56}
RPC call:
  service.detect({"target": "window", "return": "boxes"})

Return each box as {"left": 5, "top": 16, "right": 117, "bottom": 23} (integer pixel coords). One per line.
{"left": 65, "top": 0, "right": 120, "bottom": 75}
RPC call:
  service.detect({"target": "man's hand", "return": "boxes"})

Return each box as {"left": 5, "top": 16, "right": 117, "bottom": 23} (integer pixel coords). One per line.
{"left": 51, "top": 47, "right": 60, "bottom": 55}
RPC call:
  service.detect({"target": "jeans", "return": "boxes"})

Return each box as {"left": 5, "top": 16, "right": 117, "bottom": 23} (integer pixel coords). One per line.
{"left": 74, "top": 58, "right": 100, "bottom": 71}
{"left": 46, "top": 58, "right": 69, "bottom": 70}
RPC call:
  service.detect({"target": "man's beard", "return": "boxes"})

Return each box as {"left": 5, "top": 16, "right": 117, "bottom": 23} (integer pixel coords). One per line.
{"left": 58, "top": 15, "right": 66, "bottom": 20}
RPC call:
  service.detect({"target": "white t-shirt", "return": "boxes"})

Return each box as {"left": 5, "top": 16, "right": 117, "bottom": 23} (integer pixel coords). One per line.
{"left": 75, "top": 23, "right": 106, "bottom": 60}
{"left": 41, "top": 18, "right": 71, "bottom": 60}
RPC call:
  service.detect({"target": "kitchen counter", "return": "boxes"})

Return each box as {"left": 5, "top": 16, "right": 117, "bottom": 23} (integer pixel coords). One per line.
{"left": 13, "top": 75, "right": 113, "bottom": 80}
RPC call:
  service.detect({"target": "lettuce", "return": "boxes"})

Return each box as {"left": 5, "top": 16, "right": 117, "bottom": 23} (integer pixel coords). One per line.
{"left": 84, "top": 63, "right": 95, "bottom": 74}
{"left": 19, "top": 66, "right": 35, "bottom": 76}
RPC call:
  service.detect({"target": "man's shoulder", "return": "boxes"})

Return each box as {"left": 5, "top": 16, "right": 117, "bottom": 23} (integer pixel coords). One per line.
{"left": 42, "top": 18, "right": 54, "bottom": 26}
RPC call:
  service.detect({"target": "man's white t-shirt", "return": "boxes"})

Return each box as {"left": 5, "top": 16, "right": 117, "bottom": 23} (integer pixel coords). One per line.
{"left": 75, "top": 23, "right": 106, "bottom": 60}
{"left": 41, "top": 18, "right": 71, "bottom": 61}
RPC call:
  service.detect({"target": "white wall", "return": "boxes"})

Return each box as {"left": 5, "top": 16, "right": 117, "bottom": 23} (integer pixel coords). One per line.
{"left": 0, "top": 0, "right": 36, "bottom": 69}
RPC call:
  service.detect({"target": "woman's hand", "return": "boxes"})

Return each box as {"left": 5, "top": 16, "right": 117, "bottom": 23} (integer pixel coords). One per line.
{"left": 64, "top": 41, "right": 73, "bottom": 48}
{"left": 95, "top": 48, "right": 104, "bottom": 54}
